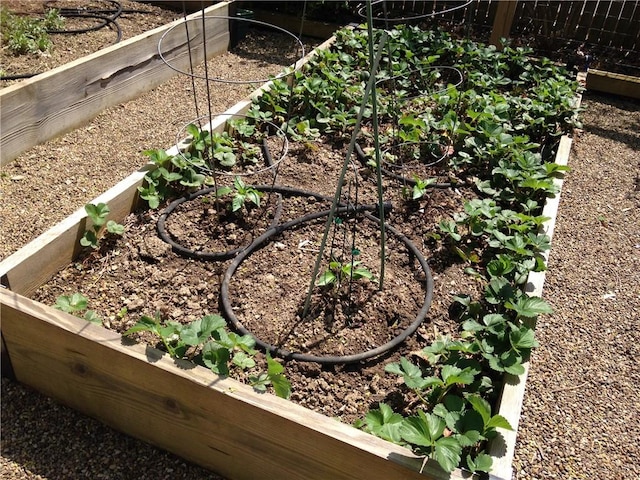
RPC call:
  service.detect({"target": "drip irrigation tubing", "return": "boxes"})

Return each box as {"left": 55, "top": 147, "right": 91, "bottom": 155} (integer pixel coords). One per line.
{"left": 219, "top": 185, "right": 435, "bottom": 364}
{"left": 44, "top": 0, "right": 123, "bottom": 39}
{"left": 157, "top": 186, "right": 284, "bottom": 262}
{"left": 1, "top": 1, "right": 154, "bottom": 81}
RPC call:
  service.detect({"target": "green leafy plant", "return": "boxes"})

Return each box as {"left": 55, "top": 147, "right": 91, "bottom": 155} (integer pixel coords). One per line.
{"left": 54, "top": 293, "right": 102, "bottom": 325}
{"left": 0, "top": 7, "right": 64, "bottom": 55}
{"left": 213, "top": 176, "right": 263, "bottom": 214}
{"left": 403, "top": 175, "right": 437, "bottom": 201}
{"left": 124, "top": 313, "right": 291, "bottom": 398}
{"left": 316, "top": 258, "right": 374, "bottom": 288}
{"left": 80, "top": 203, "right": 124, "bottom": 249}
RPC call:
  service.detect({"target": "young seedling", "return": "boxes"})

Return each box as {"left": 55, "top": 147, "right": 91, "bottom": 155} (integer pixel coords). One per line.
{"left": 316, "top": 258, "right": 374, "bottom": 288}
{"left": 214, "top": 176, "right": 263, "bottom": 214}
{"left": 54, "top": 293, "right": 102, "bottom": 325}
{"left": 80, "top": 202, "right": 124, "bottom": 249}
{"left": 402, "top": 175, "right": 437, "bottom": 200}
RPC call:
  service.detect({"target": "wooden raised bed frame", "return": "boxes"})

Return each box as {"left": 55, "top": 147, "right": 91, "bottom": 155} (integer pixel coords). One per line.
{"left": 0, "top": 2, "right": 230, "bottom": 166}
{"left": 1, "top": 8, "right": 580, "bottom": 479}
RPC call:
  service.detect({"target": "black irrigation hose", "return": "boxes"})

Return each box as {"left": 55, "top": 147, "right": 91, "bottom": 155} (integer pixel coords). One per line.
{"left": 157, "top": 186, "right": 284, "bottom": 261}
{"left": 219, "top": 185, "right": 434, "bottom": 364}
{"left": 354, "top": 142, "right": 453, "bottom": 189}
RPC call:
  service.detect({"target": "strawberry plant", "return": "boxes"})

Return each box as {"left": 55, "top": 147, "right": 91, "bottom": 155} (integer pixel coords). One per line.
{"left": 124, "top": 313, "right": 291, "bottom": 398}
{"left": 80, "top": 203, "right": 124, "bottom": 249}
{"left": 316, "top": 258, "right": 374, "bottom": 288}
{"left": 0, "top": 7, "right": 64, "bottom": 55}
{"left": 54, "top": 293, "right": 102, "bottom": 325}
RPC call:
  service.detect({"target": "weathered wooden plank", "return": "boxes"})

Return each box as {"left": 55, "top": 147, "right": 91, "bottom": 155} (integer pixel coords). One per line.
{"left": 587, "top": 68, "right": 640, "bottom": 100}
{"left": 0, "top": 168, "right": 148, "bottom": 296}
{"left": 0, "top": 288, "right": 467, "bottom": 480}
{"left": 489, "top": 0, "right": 518, "bottom": 48}
{"left": 0, "top": 2, "right": 230, "bottom": 166}
{"left": 251, "top": 9, "right": 341, "bottom": 39}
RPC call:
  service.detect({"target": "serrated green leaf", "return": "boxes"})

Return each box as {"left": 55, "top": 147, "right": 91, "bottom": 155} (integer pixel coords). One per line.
{"left": 364, "top": 404, "right": 404, "bottom": 443}
{"left": 509, "top": 326, "right": 538, "bottom": 351}
{"left": 84, "top": 310, "right": 102, "bottom": 325}
{"left": 232, "top": 351, "right": 256, "bottom": 369}
{"left": 486, "top": 414, "right": 513, "bottom": 431}
{"left": 106, "top": 220, "right": 124, "bottom": 235}
{"left": 123, "top": 315, "right": 160, "bottom": 336}
{"left": 401, "top": 411, "right": 445, "bottom": 447}
{"left": 467, "top": 452, "right": 493, "bottom": 473}
{"left": 434, "top": 436, "right": 462, "bottom": 473}
{"left": 508, "top": 295, "right": 553, "bottom": 318}
{"left": 201, "top": 341, "right": 230, "bottom": 376}
{"left": 456, "top": 429, "right": 482, "bottom": 447}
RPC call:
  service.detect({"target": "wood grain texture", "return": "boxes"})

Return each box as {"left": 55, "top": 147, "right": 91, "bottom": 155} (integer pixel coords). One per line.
{"left": 1, "top": 288, "right": 469, "bottom": 480}
{"left": 489, "top": 1, "right": 518, "bottom": 49}
{"left": 0, "top": 3, "right": 230, "bottom": 165}
{"left": 0, "top": 168, "right": 147, "bottom": 296}
{"left": 586, "top": 69, "right": 640, "bottom": 100}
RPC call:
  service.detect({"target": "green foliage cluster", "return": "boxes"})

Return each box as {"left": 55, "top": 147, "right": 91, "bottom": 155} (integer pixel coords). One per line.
{"left": 316, "top": 258, "right": 374, "bottom": 288}
{"left": 126, "top": 23, "right": 581, "bottom": 474}
{"left": 54, "top": 292, "right": 102, "bottom": 325}
{"left": 124, "top": 313, "right": 291, "bottom": 398}
{"left": 0, "top": 7, "right": 64, "bottom": 55}
{"left": 138, "top": 123, "right": 266, "bottom": 209}
{"left": 243, "top": 25, "right": 581, "bottom": 473}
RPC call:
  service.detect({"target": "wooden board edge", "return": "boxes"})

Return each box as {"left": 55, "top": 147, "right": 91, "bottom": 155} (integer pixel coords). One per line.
{"left": 0, "top": 288, "right": 472, "bottom": 480}
{"left": 0, "top": 168, "right": 148, "bottom": 296}
{"left": 0, "top": 2, "right": 231, "bottom": 166}
{"left": 586, "top": 68, "right": 640, "bottom": 100}
{"left": 252, "top": 9, "right": 343, "bottom": 39}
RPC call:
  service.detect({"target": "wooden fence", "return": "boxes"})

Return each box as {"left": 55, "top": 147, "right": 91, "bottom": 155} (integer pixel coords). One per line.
{"left": 365, "top": 1, "right": 639, "bottom": 52}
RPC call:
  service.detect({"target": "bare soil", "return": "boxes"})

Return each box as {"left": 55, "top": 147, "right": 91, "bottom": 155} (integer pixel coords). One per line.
{"left": 2, "top": 4, "right": 640, "bottom": 480}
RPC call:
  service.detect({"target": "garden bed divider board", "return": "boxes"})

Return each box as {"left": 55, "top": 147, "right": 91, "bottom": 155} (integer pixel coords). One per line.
{"left": 0, "top": 2, "right": 231, "bottom": 166}
{"left": 586, "top": 68, "right": 640, "bottom": 99}
{"left": 0, "top": 35, "right": 580, "bottom": 480}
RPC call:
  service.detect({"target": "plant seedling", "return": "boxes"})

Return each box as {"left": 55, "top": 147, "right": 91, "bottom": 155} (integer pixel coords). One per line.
{"left": 80, "top": 202, "right": 124, "bottom": 249}
{"left": 54, "top": 293, "right": 102, "bottom": 325}
{"left": 316, "top": 258, "right": 374, "bottom": 287}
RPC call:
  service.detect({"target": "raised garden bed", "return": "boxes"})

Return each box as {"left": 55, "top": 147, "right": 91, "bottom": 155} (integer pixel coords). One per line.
{"left": 0, "top": 2, "right": 229, "bottom": 165}
{"left": 1, "top": 16, "right": 583, "bottom": 480}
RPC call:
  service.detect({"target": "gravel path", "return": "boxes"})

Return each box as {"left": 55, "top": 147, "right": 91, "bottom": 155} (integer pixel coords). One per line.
{"left": 2, "top": 6, "right": 640, "bottom": 478}
{"left": 512, "top": 92, "right": 640, "bottom": 480}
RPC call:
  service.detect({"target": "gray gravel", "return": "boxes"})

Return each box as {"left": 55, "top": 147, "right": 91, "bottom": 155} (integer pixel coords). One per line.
{"left": 512, "top": 92, "right": 640, "bottom": 479}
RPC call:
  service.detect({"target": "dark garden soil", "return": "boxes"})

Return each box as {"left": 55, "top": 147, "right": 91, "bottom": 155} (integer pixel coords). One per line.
{"left": 31, "top": 138, "right": 486, "bottom": 424}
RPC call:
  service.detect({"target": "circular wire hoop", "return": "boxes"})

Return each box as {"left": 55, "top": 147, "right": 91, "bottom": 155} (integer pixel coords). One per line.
{"left": 220, "top": 195, "right": 435, "bottom": 365}
{"left": 158, "top": 15, "right": 305, "bottom": 84}
{"left": 175, "top": 113, "right": 289, "bottom": 178}
{"left": 358, "top": 0, "right": 474, "bottom": 25}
